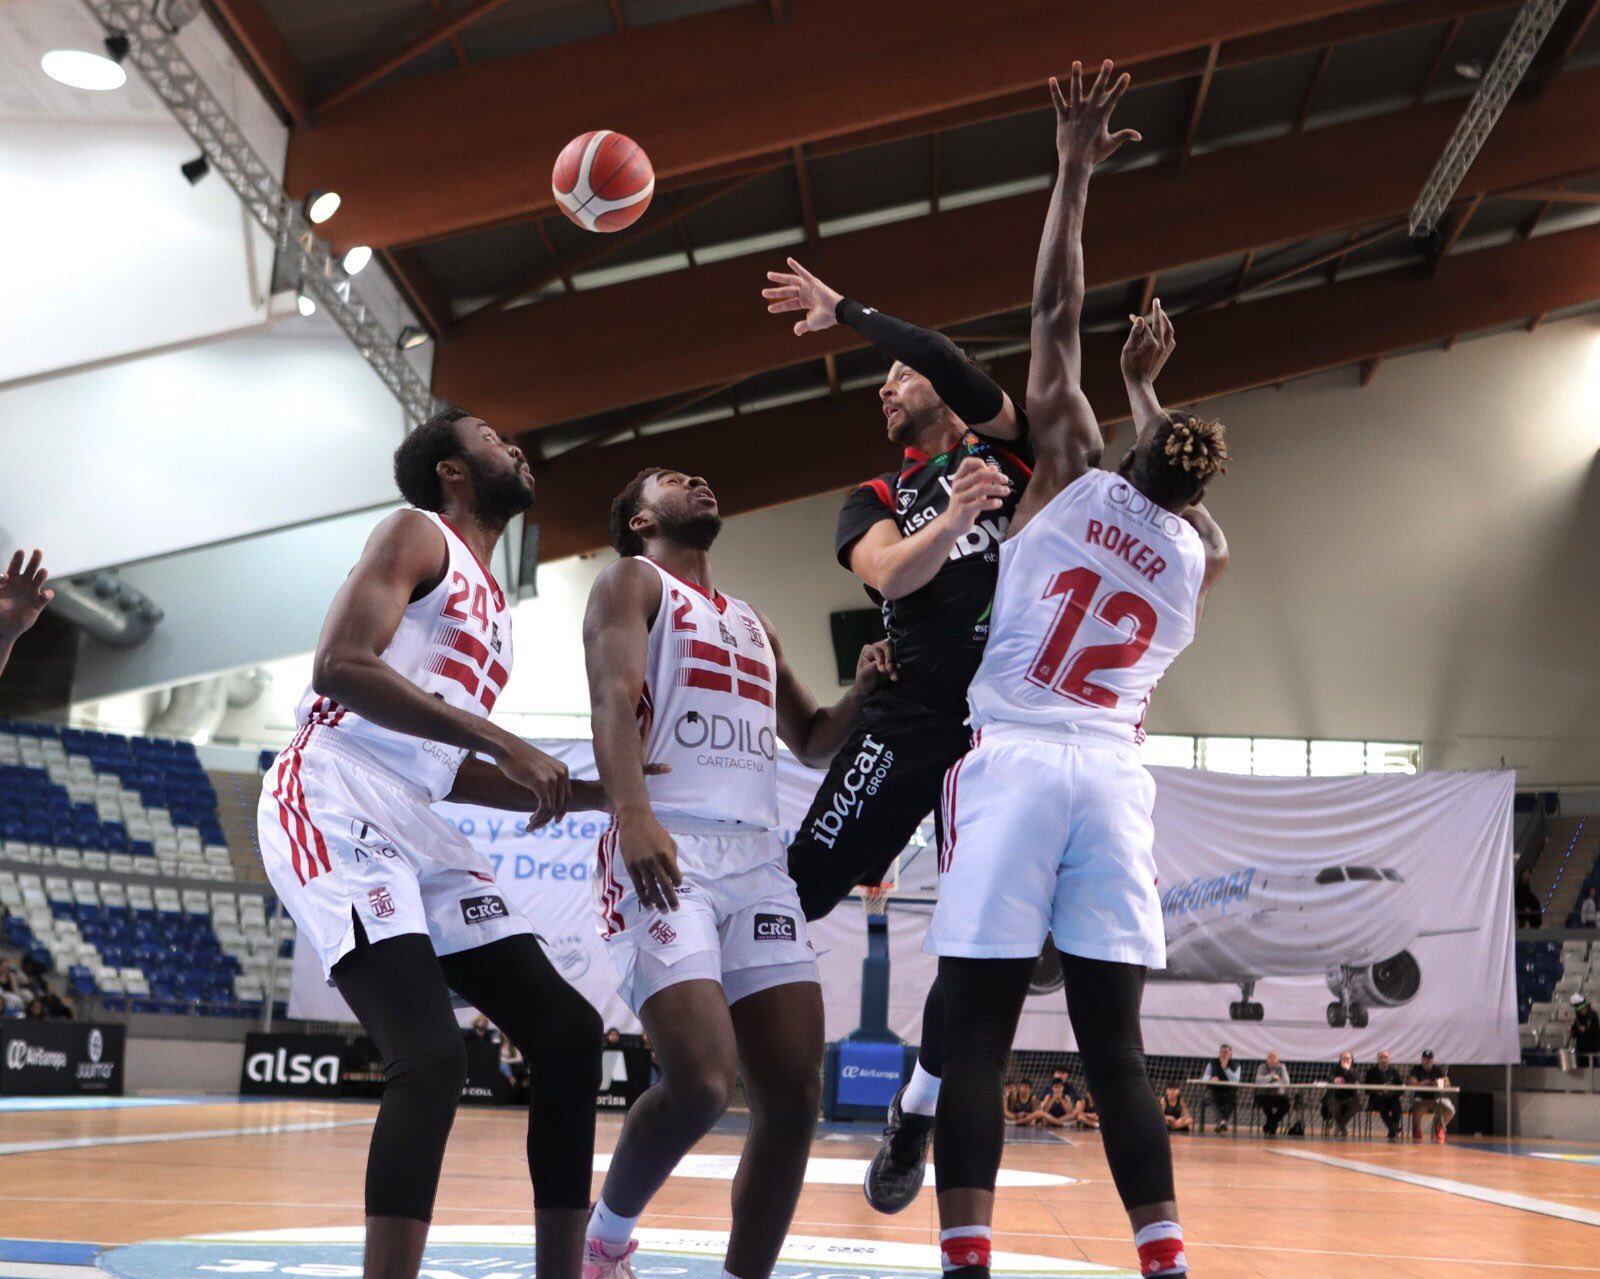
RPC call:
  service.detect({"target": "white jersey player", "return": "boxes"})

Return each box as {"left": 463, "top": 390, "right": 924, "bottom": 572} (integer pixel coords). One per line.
{"left": 926, "top": 65, "right": 1228, "bottom": 1279}
{"left": 579, "top": 466, "right": 894, "bottom": 1279}
{"left": 256, "top": 409, "right": 610, "bottom": 1279}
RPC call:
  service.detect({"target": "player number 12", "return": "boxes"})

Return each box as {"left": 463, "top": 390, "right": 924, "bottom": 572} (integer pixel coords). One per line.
{"left": 1025, "top": 566, "right": 1157, "bottom": 709}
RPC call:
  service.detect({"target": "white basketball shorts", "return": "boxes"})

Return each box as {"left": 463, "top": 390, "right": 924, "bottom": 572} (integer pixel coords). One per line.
{"left": 595, "top": 820, "right": 817, "bottom": 1014}
{"left": 258, "top": 729, "right": 532, "bottom": 979}
{"left": 926, "top": 724, "right": 1166, "bottom": 969}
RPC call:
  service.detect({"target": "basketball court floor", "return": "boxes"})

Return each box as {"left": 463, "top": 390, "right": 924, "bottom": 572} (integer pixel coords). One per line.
{"left": 0, "top": 1096, "right": 1594, "bottom": 1279}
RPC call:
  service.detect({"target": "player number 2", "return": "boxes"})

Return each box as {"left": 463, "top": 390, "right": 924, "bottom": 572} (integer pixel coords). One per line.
{"left": 1025, "top": 566, "right": 1157, "bottom": 708}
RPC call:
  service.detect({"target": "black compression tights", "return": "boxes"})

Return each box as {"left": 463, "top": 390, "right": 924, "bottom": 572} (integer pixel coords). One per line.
{"left": 332, "top": 930, "right": 602, "bottom": 1221}
{"left": 934, "top": 951, "right": 1174, "bottom": 1211}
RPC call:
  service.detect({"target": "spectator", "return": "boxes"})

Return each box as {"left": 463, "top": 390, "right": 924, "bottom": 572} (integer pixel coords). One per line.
{"left": 1160, "top": 1083, "right": 1192, "bottom": 1132}
{"left": 1514, "top": 869, "right": 1542, "bottom": 929}
{"left": 1255, "top": 1050, "right": 1292, "bottom": 1137}
{"left": 1407, "top": 1049, "right": 1455, "bottom": 1143}
{"left": 1580, "top": 886, "right": 1598, "bottom": 930}
{"left": 1364, "top": 1049, "right": 1404, "bottom": 1142}
{"left": 1570, "top": 994, "right": 1600, "bottom": 1065}
{"left": 38, "top": 986, "right": 73, "bottom": 1020}
{"left": 463, "top": 1014, "right": 496, "bottom": 1042}
{"left": 1201, "top": 1042, "right": 1241, "bottom": 1133}
{"left": 23, "top": 996, "right": 46, "bottom": 1020}
{"left": 1004, "top": 1080, "right": 1038, "bottom": 1126}
{"left": 604, "top": 1027, "right": 623, "bottom": 1048}
{"left": 1031, "top": 1078, "right": 1078, "bottom": 1129}
{"left": 0, "top": 959, "right": 25, "bottom": 1017}
{"left": 1075, "top": 1088, "right": 1100, "bottom": 1131}
{"left": 0, "top": 549, "right": 52, "bottom": 681}
{"left": 1321, "top": 1050, "right": 1359, "bottom": 1136}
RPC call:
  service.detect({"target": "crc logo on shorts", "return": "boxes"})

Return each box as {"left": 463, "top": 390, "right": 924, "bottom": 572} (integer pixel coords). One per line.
{"left": 459, "top": 894, "right": 509, "bottom": 926}
{"left": 367, "top": 886, "right": 397, "bottom": 919}
{"left": 648, "top": 918, "right": 677, "bottom": 946}
{"left": 753, "top": 912, "right": 797, "bottom": 943}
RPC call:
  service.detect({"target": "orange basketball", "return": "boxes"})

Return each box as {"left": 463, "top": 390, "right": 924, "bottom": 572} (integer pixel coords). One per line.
{"left": 552, "top": 130, "right": 655, "bottom": 233}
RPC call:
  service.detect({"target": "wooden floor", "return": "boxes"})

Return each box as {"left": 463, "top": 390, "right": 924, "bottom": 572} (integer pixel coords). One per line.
{"left": 2, "top": 1096, "right": 1597, "bottom": 1278}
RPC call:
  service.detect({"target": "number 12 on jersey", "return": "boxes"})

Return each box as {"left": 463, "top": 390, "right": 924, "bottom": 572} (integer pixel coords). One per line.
{"left": 1025, "top": 566, "right": 1158, "bottom": 709}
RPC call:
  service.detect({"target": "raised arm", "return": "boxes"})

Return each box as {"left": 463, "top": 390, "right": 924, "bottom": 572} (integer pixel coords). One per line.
{"left": 762, "top": 258, "right": 1022, "bottom": 438}
{"left": 312, "top": 511, "right": 569, "bottom": 812}
{"left": 582, "top": 559, "right": 682, "bottom": 912}
{"left": 0, "top": 550, "right": 53, "bottom": 681}
{"left": 760, "top": 614, "right": 895, "bottom": 768}
{"left": 1121, "top": 297, "right": 1176, "bottom": 443}
{"left": 1011, "top": 61, "right": 1140, "bottom": 536}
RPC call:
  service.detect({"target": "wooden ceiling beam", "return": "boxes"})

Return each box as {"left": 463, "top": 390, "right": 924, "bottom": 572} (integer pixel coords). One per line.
{"left": 526, "top": 219, "right": 1600, "bottom": 560}
{"left": 316, "top": 0, "right": 516, "bottom": 115}
{"left": 437, "top": 68, "right": 1600, "bottom": 430}
{"left": 288, "top": 0, "right": 1462, "bottom": 251}
{"left": 203, "top": 0, "right": 311, "bottom": 125}
{"left": 1178, "top": 42, "right": 1220, "bottom": 174}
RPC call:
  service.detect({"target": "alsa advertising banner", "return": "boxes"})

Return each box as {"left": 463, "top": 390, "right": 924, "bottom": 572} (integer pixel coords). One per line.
{"left": 290, "top": 742, "right": 1518, "bottom": 1064}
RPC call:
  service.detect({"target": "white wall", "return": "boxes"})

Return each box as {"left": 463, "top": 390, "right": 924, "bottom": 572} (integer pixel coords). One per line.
{"left": 1, "top": 330, "right": 410, "bottom": 578}
{"left": 81, "top": 315, "right": 1600, "bottom": 787}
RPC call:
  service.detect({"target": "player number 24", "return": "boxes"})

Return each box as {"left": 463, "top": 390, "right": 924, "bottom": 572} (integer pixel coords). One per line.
{"left": 1025, "top": 566, "right": 1157, "bottom": 709}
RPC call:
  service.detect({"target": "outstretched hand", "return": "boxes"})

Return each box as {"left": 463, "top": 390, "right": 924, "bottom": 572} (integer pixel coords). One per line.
{"left": 762, "top": 257, "right": 842, "bottom": 336}
{"left": 0, "top": 550, "right": 52, "bottom": 643}
{"left": 1050, "top": 59, "right": 1140, "bottom": 169}
{"left": 1121, "top": 297, "right": 1175, "bottom": 384}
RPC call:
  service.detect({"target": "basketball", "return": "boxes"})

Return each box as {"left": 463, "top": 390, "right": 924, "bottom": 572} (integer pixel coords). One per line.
{"left": 552, "top": 130, "right": 654, "bottom": 233}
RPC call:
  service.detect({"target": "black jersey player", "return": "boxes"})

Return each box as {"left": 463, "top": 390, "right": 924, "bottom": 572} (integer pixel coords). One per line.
{"left": 762, "top": 259, "right": 1030, "bottom": 1212}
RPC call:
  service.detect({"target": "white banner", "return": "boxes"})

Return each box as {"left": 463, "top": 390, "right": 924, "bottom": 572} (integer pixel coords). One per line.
{"left": 291, "top": 751, "right": 1518, "bottom": 1065}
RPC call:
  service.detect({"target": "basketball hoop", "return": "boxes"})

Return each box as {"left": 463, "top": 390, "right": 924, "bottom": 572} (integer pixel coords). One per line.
{"left": 860, "top": 880, "right": 894, "bottom": 920}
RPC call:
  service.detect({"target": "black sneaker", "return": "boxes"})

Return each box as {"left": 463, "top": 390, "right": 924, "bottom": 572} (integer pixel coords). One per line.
{"left": 863, "top": 1085, "right": 933, "bottom": 1214}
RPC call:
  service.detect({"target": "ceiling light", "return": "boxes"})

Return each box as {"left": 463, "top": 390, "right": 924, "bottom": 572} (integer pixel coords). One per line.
{"left": 180, "top": 154, "right": 210, "bottom": 185}
{"left": 341, "top": 245, "right": 373, "bottom": 275}
{"left": 1454, "top": 58, "right": 1483, "bottom": 80}
{"left": 304, "top": 190, "right": 341, "bottom": 224}
{"left": 397, "top": 325, "right": 430, "bottom": 350}
{"left": 40, "top": 49, "right": 126, "bottom": 92}
{"left": 297, "top": 291, "right": 317, "bottom": 318}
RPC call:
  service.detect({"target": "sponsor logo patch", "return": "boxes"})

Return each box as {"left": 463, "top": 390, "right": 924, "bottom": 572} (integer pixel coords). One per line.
{"left": 753, "top": 912, "right": 797, "bottom": 942}
{"left": 367, "top": 886, "right": 397, "bottom": 919}
{"left": 648, "top": 918, "right": 677, "bottom": 946}
{"left": 460, "top": 894, "right": 509, "bottom": 925}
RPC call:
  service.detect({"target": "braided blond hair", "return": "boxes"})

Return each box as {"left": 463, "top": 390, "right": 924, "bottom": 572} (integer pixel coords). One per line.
{"left": 1160, "top": 414, "right": 1229, "bottom": 482}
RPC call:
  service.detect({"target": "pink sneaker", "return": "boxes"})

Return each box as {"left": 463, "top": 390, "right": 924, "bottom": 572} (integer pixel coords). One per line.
{"left": 584, "top": 1238, "right": 639, "bottom": 1279}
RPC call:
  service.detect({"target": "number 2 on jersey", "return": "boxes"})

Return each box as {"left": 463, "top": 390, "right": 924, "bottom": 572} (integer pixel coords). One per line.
{"left": 1025, "top": 566, "right": 1158, "bottom": 709}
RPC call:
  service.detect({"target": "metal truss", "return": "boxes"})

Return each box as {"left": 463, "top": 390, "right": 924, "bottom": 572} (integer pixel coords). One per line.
{"left": 1409, "top": 0, "right": 1570, "bottom": 237}
{"left": 79, "top": 0, "right": 439, "bottom": 424}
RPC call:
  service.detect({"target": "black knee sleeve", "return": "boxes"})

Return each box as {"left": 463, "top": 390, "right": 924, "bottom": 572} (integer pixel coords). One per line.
{"left": 917, "top": 975, "right": 946, "bottom": 1076}
{"left": 932, "top": 956, "right": 1034, "bottom": 1191}
{"left": 441, "top": 934, "right": 603, "bottom": 1210}
{"left": 1060, "top": 952, "right": 1174, "bottom": 1211}
{"left": 332, "top": 933, "right": 468, "bottom": 1222}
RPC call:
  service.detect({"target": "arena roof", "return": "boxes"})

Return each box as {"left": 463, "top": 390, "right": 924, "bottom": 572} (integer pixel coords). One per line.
{"left": 203, "top": 0, "right": 1600, "bottom": 557}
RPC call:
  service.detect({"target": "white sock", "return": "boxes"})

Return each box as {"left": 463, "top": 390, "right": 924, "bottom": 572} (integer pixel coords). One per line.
{"left": 587, "top": 1197, "right": 639, "bottom": 1248}
{"left": 901, "top": 1061, "right": 942, "bottom": 1117}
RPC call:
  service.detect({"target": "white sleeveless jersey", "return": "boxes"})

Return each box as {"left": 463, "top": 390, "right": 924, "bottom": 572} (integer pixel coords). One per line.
{"left": 968, "top": 469, "right": 1207, "bottom": 744}
{"left": 293, "top": 510, "right": 513, "bottom": 802}
{"left": 634, "top": 558, "right": 780, "bottom": 830}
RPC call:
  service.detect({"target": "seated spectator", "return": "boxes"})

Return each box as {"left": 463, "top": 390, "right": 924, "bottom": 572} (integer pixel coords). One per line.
{"left": 1255, "top": 1050, "right": 1292, "bottom": 1137}
{"left": 1321, "top": 1050, "right": 1359, "bottom": 1136}
{"left": 1581, "top": 886, "right": 1598, "bottom": 930}
{"left": 1570, "top": 994, "right": 1599, "bottom": 1066}
{"left": 23, "top": 996, "right": 46, "bottom": 1020}
{"left": 1201, "top": 1042, "right": 1241, "bottom": 1133}
{"left": 1364, "top": 1049, "right": 1403, "bottom": 1141}
{"left": 1031, "top": 1078, "right": 1079, "bottom": 1129}
{"left": 1004, "top": 1080, "right": 1038, "bottom": 1126}
{"left": 0, "top": 959, "right": 25, "bottom": 1017}
{"left": 1160, "top": 1084, "right": 1192, "bottom": 1132}
{"left": 39, "top": 987, "right": 73, "bottom": 1020}
{"left": 1514, "top": 869, "right": 1542, "bottom": 929}
{"left": 1075, "top": 1088, "right": 1100, "bottom": 1130}
{"left": 1407, "top": 1050, "right": 1455, "bottom": 1143}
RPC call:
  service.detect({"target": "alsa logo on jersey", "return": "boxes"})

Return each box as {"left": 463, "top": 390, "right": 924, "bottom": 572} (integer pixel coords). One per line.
{"left": 753, "top": 912, "right": 797, "bottom": 942}
{"left": 460, "top": 894, "right": 509, "bottom": 925}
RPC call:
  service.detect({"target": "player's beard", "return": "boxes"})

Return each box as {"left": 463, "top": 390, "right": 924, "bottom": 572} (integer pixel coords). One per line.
{"left": 467, "top": 456, "right": 535, "bottom": 527}
{"left": 657, "top": 506, "right": 723, "bottom": 551}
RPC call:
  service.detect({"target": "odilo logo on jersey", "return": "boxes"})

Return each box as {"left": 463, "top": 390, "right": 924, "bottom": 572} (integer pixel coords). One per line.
{"left": 459, "top": 894, "right": 510, "bottom": 925}
{"left": 1108, "top": 479, "right": 1186, "bottom": 538}
{"left": 753, "top": 912, "right": 797, "bottom": 942}
{"left": 672, "top": 710, "right": 776, "bottom": 761}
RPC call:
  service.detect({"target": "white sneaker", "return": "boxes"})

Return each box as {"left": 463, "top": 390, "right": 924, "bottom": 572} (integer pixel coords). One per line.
{"left": 584, "top": 1238, "right": 639, "bottom": 1279}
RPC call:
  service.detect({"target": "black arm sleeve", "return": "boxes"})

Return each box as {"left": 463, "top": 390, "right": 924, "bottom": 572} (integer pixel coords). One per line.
{"left": 837, "top": 297, "right": 1006, "bottom": 427}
